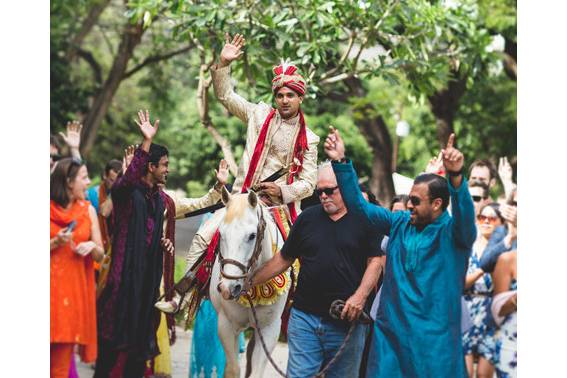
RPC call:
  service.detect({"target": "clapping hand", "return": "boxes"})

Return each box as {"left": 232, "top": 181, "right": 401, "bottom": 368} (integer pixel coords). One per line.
{"left": 220, "top": 33, "right": 245, "bottom": 67}
{"left": 441, "top": 133, "right": 464, "bottom": 173}
{"left": 59, "top": 121, "right": 83, "bottom": 150}
{"left": 135, "top": 110, "right": 159, "bottom": 141}
{"left": 324, "top": 126, "right": 346, "bottom": 161}
{"left": 215, "top": 159, "right": 229, "bottom": 185}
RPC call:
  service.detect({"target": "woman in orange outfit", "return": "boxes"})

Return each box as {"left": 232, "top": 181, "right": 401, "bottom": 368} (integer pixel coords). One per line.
{"left": 50, "top": 158, "right": 104, "bottom": 378}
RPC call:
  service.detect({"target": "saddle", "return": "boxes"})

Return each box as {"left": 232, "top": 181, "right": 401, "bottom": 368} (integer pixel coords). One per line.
{"left": 171, "top": 205, "right": 298, "bottom": 327}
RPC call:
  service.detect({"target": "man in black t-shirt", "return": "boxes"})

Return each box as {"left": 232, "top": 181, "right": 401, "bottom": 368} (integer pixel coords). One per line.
{"left": 249, "top": 162, "right": 384, "bottom": 378}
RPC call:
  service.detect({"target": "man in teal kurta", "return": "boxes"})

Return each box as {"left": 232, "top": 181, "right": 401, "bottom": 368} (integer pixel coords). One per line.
{"left": 325, "top": 130, "right": 476, "bottom": 377}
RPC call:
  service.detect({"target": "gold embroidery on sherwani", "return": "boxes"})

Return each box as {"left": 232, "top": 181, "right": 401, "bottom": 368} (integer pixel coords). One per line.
{"left": 211, "top": 64, "right": 319, "bottom": 216}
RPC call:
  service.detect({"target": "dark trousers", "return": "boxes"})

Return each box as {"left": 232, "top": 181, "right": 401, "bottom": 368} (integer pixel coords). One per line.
{"left": 94, "top": 341, "right": 147, "bottom": 378}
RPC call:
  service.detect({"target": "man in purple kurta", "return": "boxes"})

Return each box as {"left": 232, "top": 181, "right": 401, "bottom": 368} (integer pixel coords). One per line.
{"left": 95, "top": 111, "right": 174, "bottom": 377}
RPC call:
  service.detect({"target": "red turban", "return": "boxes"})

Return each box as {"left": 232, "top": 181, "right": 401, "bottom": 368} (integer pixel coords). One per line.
{"left": 272, "top": 61, "right": 306, "bottom": 96}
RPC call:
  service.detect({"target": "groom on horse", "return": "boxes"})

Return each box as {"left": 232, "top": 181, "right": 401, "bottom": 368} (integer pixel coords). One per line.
{"left": 155, "top": 32, "right": 320, "bottom": 315}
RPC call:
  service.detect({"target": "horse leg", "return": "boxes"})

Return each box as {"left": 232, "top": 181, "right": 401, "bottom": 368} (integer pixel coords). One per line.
{"left": 217, "top": 311, "right": 241, "bottom": 378}
{"left": 249, "top": 318, "right": 282, "bottom": 378}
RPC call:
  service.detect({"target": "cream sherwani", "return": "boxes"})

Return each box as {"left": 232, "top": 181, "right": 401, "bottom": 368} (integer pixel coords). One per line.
{"left": 184, "top": 64, "right": 319, "bottom": 269}
{"left": 164, "top": 187, "right": 222, "bottom": 221}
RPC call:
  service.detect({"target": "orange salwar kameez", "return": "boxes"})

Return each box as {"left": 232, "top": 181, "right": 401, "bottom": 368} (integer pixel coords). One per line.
{"left": 50, "top": 200, "right": 97, "bottom": 377}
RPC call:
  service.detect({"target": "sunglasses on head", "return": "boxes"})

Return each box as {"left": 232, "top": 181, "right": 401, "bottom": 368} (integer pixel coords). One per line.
{"left": 66, "top": 157, "right": 84, "bottom": 177}
{"left": 315, "top": 186, "right": 338, "bottom": 196}
{"left": 477, "top": 214, "right": 499, "bottom": 224}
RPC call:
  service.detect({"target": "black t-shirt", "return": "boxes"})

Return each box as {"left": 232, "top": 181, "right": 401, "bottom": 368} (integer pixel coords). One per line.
{"left": 281, "top": 205, "right": 383, "bottom": 320}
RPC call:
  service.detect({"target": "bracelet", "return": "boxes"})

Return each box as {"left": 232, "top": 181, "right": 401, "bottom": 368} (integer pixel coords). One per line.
{"left": 332, "top": 157, "right": 347, "bottom": 164}
{"left": 446, "top": 168, "right": 463, "bottom": 177}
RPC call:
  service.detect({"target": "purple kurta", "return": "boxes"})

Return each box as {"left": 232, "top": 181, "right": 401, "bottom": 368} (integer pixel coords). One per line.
{"left": 98, "top": 148, "right": 168, "bottom": 340}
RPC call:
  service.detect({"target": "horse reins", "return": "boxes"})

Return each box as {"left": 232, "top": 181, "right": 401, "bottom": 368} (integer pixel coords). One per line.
{"left": 217, "top": 206, "right": 372, "bottom": 377}
{"left": 247, "top": 297, "right": 371, "bottom": 378}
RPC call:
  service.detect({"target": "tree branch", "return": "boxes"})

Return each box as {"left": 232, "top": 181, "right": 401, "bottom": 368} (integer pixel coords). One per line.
{"left": 196, "top": 51, "right": 238, "bottom": 176}
{"left": 319, "top": 31, "right": 356, "bottom": 82}
{"left": 122, "top": 44, "right": 194, "bottom": 79}
{"left": 66, "top": 0, "right": 112, "bottom": 61}
{"left": 76, "top": 48, "right": 103, "bottom": 84}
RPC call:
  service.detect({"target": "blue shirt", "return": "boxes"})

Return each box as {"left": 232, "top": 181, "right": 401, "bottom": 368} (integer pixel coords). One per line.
{"left": 86, "top": 185, "right": 100, "bottom": 214}
{"left": 333, "top": 161, "right": 476, "bottom": 378}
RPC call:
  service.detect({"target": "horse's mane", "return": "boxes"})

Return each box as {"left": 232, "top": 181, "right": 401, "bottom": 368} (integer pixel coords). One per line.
{"left": 223, "top": 193, "right": 275, "bottom": 229}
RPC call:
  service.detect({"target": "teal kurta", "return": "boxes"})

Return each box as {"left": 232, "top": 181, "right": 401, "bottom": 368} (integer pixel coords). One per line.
{"left": 333, "top": 161, "right": 476, "bottom": 378}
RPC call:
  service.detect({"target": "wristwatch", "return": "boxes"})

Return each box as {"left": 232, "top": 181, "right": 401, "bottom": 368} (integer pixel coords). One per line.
{"left": 332, "top": 157, "right": 348, "bottom": 164}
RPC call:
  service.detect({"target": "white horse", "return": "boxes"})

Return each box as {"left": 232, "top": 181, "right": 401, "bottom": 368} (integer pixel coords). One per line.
{"left": 210, "top": 187, "right": 289, "bottom": 378}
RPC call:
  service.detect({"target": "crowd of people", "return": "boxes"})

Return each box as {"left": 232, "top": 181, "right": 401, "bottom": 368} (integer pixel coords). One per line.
{"left": 50, "top": 32, "right": 517, "bottom": 378}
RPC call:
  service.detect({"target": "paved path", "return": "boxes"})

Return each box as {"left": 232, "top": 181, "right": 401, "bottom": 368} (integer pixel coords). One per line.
{"left": 76, "top": 326, "right": 289, "bottom": 377}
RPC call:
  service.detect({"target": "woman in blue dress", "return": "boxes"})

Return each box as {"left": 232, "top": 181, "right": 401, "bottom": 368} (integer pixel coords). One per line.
{"left": 189, "top": 299, "right": 245, "bottom": 378}
{"left": 462, "top": 203, "right": 504, "bottom": 377}
{"left": 188, "top": 213, "right": 245, "bottom": 378}
{"left": 491, "top": 250, "right": 517, "bottom": 378}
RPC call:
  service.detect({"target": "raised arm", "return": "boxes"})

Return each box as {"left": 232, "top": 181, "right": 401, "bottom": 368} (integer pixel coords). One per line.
{"left": 112, "top": 110, "right": 158, "bottom": 195}
{"left": 169, "top": 160, "right": 229, "bottom": 218}
{"left": 325, "top": 128, "right": 391, "bottom": 234}
{"left": 442, "top": 133, "right": 477, "bottom": 249}
{"left": 59, "top": 121, "right": 82, "bottom": 160}
{"left": 479, "top": 224, "right": 516, "bottom": 273}
{"left": 498, "top": 156, "right": 516, "bottom": 200}
{"left": 211, "top": 33, "right": 256, "bottom": 123}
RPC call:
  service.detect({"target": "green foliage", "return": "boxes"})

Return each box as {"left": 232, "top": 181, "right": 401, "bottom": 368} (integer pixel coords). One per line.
{"left": 51, "top": 0, "right": 516, "bottom": 195}
{"left": 305, "top": 111, "right": 374, "bottom": 178}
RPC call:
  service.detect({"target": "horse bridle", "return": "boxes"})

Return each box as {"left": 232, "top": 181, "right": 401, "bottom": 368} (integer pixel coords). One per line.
{"left": 218, "top": 207, "right": 267, "bottom": 281}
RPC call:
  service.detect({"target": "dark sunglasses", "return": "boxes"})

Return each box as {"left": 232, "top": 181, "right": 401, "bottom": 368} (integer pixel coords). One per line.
{"left": 50, "top": 153, "right": 62, "bottom": 162}
{"left": 471, "top": 195, "right": 487, "bottom": 202}
{"left": 408, "top": 195, "right": 422, "bottom": 206}
{"left": 315, "top": 186, "right": 338, "bottom": 196}
{"left": 477, "top": 214, "right": 499, "bottom": 224}
{"left": 509, "top": 200, "right": 517, "bottom": 207}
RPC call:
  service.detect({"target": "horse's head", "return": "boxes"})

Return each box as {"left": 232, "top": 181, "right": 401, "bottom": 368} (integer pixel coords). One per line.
{"left": 217, "top": 186, "right": 265, "bottom": 300}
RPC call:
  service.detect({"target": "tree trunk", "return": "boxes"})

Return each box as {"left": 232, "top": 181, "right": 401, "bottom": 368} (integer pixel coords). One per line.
{"left": 344, "top": 77, "right": 395, "bottom": 205}
{"left": 428, "top": 72, "right": 467, "bottom": 147}
{"left": 503, "top": 37, "right": 517, "bottom": 81}
{"left": 356, "top": 109, "right": 396, "bottom": 205}
{"left": 80, "top": 21, "right": 145, "bottom": 156}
